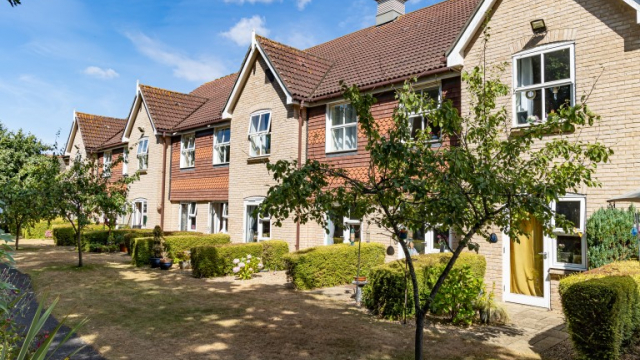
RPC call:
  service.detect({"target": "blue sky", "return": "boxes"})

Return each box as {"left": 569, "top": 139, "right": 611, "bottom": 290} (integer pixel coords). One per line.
{"left": 0, "top": 0, "right": 439, "bottom": 145}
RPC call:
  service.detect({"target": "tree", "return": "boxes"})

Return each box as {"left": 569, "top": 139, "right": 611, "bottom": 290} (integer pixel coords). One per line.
{"left": 7, "top": 0, "right": 20, "bottom": 6}
{"left": 54, "top": 155, "right": 136, "bottom": 267}
{"left": 0, "top": 128, "right": 59, "bottom": 250}
{"left": 259, "top": 57, "right": 612, "bottom": 359}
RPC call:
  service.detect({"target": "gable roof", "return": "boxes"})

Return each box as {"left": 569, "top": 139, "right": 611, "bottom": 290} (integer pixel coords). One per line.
{"left": 172, "top": 73, "right": 239, "bottom": 132}
{"left": 222, "top": 0, "right": 480, "bottom": 114}
{"left": 138, "top": 84, "right": 208, "bottom": 132}
{"left": 74, "top": 112, "right": 126, "bottom": 152}
{"left": 447, "top": 0, "right": 640, "bottom": 67}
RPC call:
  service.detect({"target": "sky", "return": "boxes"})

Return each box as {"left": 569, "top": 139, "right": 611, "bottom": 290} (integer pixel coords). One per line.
{"left": 0, "top": 0, "right": 439, "bottom": 146}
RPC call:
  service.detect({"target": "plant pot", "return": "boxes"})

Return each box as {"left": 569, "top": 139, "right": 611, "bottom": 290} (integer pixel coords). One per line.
{"left": 399, "top": 232, "right": 408, "bottom": 240}
{"left": 160, "top": 261, "right": 173, "bottom": 271}
{"left": 120, "top": 244, "right": 127, "bottom": 253}
{"left": 354, "top": 276, "right": 367, "bottom": 282}
{"left": 150, "top": 257, "right": 162, "bottom": 268}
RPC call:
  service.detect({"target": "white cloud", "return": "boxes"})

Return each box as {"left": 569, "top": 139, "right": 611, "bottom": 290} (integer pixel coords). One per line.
{"left": 296, "top": 0, "right": 311, "bottom": 10}
{"left": 125, "top": 32, "right": 227, "bottom": 82}
{"left": 83, "top": 66, "right": 119, "bottom": 80}
{"left": 221, "top": 16, "right": 270, "bottom": 46}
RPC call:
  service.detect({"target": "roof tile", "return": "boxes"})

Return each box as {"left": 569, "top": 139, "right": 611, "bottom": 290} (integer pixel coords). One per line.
{"left": 139, "top": 84, "right": 208, "bottom": 132}
{"left": 75, "top": 112, "right": 126, "bottom": 151}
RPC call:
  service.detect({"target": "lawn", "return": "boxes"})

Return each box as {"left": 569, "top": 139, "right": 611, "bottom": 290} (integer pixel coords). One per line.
{"left": 13, "top": 240, "right": 538, "bottom": 360}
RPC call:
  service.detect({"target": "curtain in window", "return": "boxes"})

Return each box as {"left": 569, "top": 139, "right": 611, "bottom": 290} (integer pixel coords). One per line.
{"left": 519, "top": 57, "right": 534, "bottom": 116}
{"left": 510, "top": 217, "right": 544, "bottom": 297}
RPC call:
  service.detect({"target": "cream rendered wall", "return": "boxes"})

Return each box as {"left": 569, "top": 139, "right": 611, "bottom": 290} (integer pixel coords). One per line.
{"left": 459, "top": 0, "right": 640, "bottom": 305}
{"left": 228, "top": 56, "right": 307, "bottom": 248}
{"left": 125, "top": 104, "right": 169, "bottom": 230}
{"left": 67, "top": 126, "right": 88, "bottom": 169}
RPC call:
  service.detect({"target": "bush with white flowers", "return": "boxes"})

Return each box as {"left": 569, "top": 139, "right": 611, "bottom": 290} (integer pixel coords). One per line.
{"left": 232, "top": 254, "right": 264, "bottom": 280}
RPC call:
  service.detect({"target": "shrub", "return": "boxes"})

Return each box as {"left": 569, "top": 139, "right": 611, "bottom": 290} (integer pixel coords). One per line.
{"left": 283, "top": 243, "right": 385, "bottom": 290}
{"left": 131, "top": 234, "right": 231, "bottom": 267}
{"left": 232, "top": 255, "right": 264, "bottom": 280}
{"left": 587, "top": 206, "right": 639, "bottom": 269}
{"left": 52, "top": 226, "right": 76, "bottom": 246}
{"left": 559, "top": 261, "right": 640, "bottom": 360}
{"left": 192, "top": 243, "right": 264, "bottom": 278}
{"left": 261, "top": 240, "right": 289, "bottom": 271}
{"left": 363, "top": 252, "right": 486, "bottom": 321}
{"left": 425, "top": 265, "right": 483, "bottom": 325}
{"left": 22, "top": 218, "right": 66, "bottom": 239}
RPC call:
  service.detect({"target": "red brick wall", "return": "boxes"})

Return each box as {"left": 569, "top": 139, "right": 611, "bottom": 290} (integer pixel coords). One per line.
{"left": 169, "top": 129, "right": 229, "bottom": 202}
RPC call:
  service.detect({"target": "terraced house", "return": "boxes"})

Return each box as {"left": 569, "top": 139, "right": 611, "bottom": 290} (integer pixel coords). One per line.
{"left": 63, "top": 0, "right": 640, "bottom": 310}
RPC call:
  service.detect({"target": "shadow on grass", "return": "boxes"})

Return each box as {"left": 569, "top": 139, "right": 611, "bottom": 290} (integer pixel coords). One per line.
{"left": 18, "top": 247, "right": 537, "bottom": 360}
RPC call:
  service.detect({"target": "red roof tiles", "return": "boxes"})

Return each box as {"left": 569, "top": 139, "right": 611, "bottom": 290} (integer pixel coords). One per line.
{"left": 138, "top": 84, "right": 208, "bottom": 132}
{"left": 75, "top": 112, "right": 126, "bottom": 151}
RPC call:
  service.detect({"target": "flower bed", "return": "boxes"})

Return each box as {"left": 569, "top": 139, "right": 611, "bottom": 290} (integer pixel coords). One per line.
{"left": 131, "top": 234, "right": 231, "bottom": 266}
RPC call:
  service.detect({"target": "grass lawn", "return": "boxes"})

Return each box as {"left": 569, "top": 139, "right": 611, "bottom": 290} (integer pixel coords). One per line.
{"left": 13, "top": 240, "right": 538, "bottom": 360}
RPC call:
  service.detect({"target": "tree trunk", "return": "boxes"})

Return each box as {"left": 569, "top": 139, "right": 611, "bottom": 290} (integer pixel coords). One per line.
{"left": 77, "top": 225, "right": 83, "bottom": 267}
{"left": 414, "top": 309, "right": 425, "bottom": 360}
{"left": 398, "top": 239, "right": 425, "bottom": 360}
{"left": 14, "top": 223, "right": 20, "bottom": 251}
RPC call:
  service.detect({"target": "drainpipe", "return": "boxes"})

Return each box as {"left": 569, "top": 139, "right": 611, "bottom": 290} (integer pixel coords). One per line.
{"left": 296, "top": 102, "right": 305, "bottom": 251}
{"left": 161, "top": 133, "right": 168, "bottom": 230}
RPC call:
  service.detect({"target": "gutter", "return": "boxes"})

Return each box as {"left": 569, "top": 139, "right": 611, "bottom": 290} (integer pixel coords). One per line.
{"left": 161, "top": 132, "right": 168, "bottom": 229}
{"left": 295, "top": 101, "right": 305, "bottom": 251}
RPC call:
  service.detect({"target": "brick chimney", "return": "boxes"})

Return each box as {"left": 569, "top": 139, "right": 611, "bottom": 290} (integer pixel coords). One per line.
{"left": 375, "top": 0, "right": 408, "bottom": 26}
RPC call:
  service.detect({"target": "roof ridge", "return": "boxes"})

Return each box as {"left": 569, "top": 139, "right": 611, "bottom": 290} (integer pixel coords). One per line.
{"left": 256, "top": 34, "right": 332, "bottom": 65}
{"left": 139, "top": 83, "right": 209, "bottom": 102}
{"left": 190, "top": 72, "right": 239, "bottom": 95}
{"left": 75, "top": 111, "right": 126, "bottom": 122}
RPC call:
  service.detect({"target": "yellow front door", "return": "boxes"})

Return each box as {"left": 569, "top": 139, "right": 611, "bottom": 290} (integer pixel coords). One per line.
{"left": 510, "top": 218, "right": 545, "bottom": 297}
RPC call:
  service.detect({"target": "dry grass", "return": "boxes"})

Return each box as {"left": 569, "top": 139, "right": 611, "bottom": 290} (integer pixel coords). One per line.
{"left": 14, "top": 240, "right": 537, "bottom": 360}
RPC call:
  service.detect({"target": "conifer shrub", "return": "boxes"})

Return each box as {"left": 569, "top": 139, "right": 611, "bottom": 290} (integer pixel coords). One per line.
{"left": 587, "top": 206, "right": 639, "bottom": 269}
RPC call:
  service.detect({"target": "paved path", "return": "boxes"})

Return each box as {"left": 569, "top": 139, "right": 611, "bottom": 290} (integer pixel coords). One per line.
{"left": 313, "top": 284, "right": 569, "bottom": 359}
{"left": 1, "top": 264, "right": 106, "bottom": 360}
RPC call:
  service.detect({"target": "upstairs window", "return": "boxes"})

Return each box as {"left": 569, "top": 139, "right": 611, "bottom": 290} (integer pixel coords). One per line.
{"left": 213, "top": 127, "right": 231, "bottom": 165}
{"left": 514, "top": 44, "right": 575, "bottom": 126}
{"left": 137, "top": 138, "right": 149, "bottom": 171}
{"left": 327, "top": 104, "right": 357, "bottom": 152}
{"left": 103, "top": 151, "right": 112, "bottom": 177}
{"left": 409, "top": 87, "right": 441, "bottom": 142}
{"left": 181, "top": 133, "right": 196, "bottom": 168}
{"left": 249, "top": 111, "right": 271, "bottom": 157}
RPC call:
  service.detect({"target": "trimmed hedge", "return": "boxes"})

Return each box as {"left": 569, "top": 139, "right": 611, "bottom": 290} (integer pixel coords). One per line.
{"left": 363, "top": 252, "right": 486, "bottom": 320}
{"left": 52, "top": 224, "right": 106, "bottom": 246}
{"left": 131, "top": 234, "right": 231, "bottom": 266}
{"left": 262, "top": 240, "right": 289, "bottom": 271}
{"left": 559, "top": 261, "right": 640, "bottom": 360}
{"left": 22, "top": 218, "right": 67, "bottom": 239}
{"left": 587, "top": 206, "right": 639, "bottom": 269}
{"left": 283, "top": 243, "right": 386, "bottom": 290}
{"left": 192, "top": 242, "right": 264, "bottom": 278}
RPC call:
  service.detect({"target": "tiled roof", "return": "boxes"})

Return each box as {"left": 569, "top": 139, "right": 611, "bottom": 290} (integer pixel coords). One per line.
{"left": 99, "top": 128, "right": 126, "bottom": 150}
{"left": 75, "top": 112, "right": 126, "bottom": 151}
{"left": 255, "top": 36, "right": 333, "bottom": 99}
{"left": 256, "top": 0, "right": 480, "bottom": 101}
{"left": 172, "top": 73, "right": 239, "bottom": 132}
{"left": 139, "top": 84, "right": 208, "bottom": 132}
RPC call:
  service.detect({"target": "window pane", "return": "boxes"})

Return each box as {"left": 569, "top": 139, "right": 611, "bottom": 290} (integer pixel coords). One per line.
{"left": 517, "top": 55, "right": 542, "bottom": 87}
{"left": 331, "top": 128, "right": 344, "bottom": 151}
{"left": 410, "top": 116, "right": 423, "bottom": 139}
{"left": 545, "top": 84, "right": 572, "bottom": 116}
{"left": 250, "top": 115, "right": 260, "bottom": 134}
{"left": 556, "top": 236, "right": 582, "bottom": 265}
{"left": 424, "top": 88, "right": 439, "bottom": 101}
{"left": 410, "top": 225, "right": 426, "bottom": 241}
{"left": 217, "top": 128, "right": 230, "bottom": 143}
{"left": 331, "top": 105, "right": 343, "bottom": 126}
{"left": 515, "top": 89, "right": 543, "bottom": 124}
{"left": 259, "top": 113, "right": 271, "bottom": 132}
{"left": 345, "top": 125, "right": 357, "bottom": 150}
{"left": 261, "top": 219, "right": 271, "bottom": 239}
{"left": 345, "top": 105, "right": 357, "bottom": 124}
{"left": 223, "top": 145, "right": 230, "bottom": 163}
{"left": 262, "top": 134, "right": 271, "bottom": 155}
{"left": 557, "top": 201, "right": 581, "bottom": 229}
{"left": 250, "top": 136, "right": 260, "bottom": 157}
{"left": 544, "top": 49, "right": 571, "bottom": 83}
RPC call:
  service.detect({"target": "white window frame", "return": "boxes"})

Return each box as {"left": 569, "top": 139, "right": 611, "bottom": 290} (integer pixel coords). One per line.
{"left": 213, "top": 127, "right": 231, "bottom": 165}
{"left": 137, "top": 138, "right": 149, "bottom": 171}
{"left": 512, "top": 42, "right": 576, "bottom": 128}
{"left": 326, "top": 102, "right": 358, "bottom": 153}
{"left": 180, "top": 202, "right": 198, "bottom": 232}
{"left": 180, "top": 133, "right": 196, "bottom": 169}
{"left": 408, "top": 85, "right": 442, "bottom": 143}
{"left": 243, "top": 197, "right": 271, "bottom": 243}
{"left": 551, "top": 195, "right": 587, "bottom": 270}
{"left": 324, "top": 212, "right": 363, "bottom": 245}
{"left": 122, "top": 148, "right": 129, "bottom": 175}
{"left": 209, "top": 202, "right": 229, "bottom": 234}
{"left": 248, "top": 111, "right": 272, "bottom": 158}
{"left": 103, "top": 151, "right": 112, "bottom": 177}
{"left": 131, "top": 199, "right": 148, "bottom": 229}
{"left": 397, "top": 226, "right": 453, "bottom": 259}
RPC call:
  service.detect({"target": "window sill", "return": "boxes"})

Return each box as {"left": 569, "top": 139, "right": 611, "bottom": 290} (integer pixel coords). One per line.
{"left": 247, "top": 156, "right": 269, "bottom": 164}
{"left": 326, "top": 149, "right": 358, "bottom": 157}
{"left": 549, "top": 267, "right": 585, "bottom": 278}
{"left": 213, "top": 163, "right": 230, "bottom": 168}
{"left": 137, "top": 169, "right": 148, "bottom": 175}
{"left": 510, "top": 122, "right": 575, "bottom": 136}
{"left": 180, "top": 167, "right": 196, "bottom": 171}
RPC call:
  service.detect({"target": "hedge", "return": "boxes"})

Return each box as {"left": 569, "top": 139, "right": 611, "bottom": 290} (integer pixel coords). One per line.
{"left": 283, "top": 243, "right": 385, "bottom": 290}
{"left": 559, "top": 261, "right": 640, "bottom": 360}
{"left": 363, "top": 252, "right": 486, "bottom": 320}
{"left": 131, "top": 234, "right": 231, "bottom": 266}
{"left": 22, "top": 218, "right": 67, "bottom": 239}
{"left": 191, "top": 240, "right": 290, "bottom": 278}
{"left": 262, "top": 240, "right": 289, "bottom": 271}
{"left": 52, "top": 224, "right": 106, "bottom": 246}
{"left": 587, "top": 206, "right": 639, "bottom": 269}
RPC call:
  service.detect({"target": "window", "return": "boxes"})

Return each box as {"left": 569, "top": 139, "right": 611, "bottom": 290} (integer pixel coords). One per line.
{"left": 397, "top": 225, "right": 451, "bottom": 259}
{"left": 327, "top": 104, "right": 357, "bottom": 152}
{"left": 122, "top": 148, "right": 129, "bottom": 175}
{"left": 132, "top": 199, "right": 148, "bottom": 229}
{"left": 409, "top": 87, "right": 441, "bottom": 142}
{"left": 245, "top": 199, "right": 270, "bottom": 242}
{"left": 180, "top": 202, "right": 197, "bottom": 231}
{"left": 103, "top": 151, "right": 112, "bottom": 177}
{"left": 181, "top": 133, "right": 196, "bottom": 168}
{"left": 248, "top": 111, "right": 271, "bottom": 157}
{"left": 551, "top": 196, "right": 586, "bottom": 269}
{"left": 137, "top": 138, "right": 149, "bottom": 171}
{"left": 513, "top": 44, "right": 575, "bottom": 126}
{"left": 210, "top": 202, "right": 229, "bottom": 234}
{"left": 325, "top": 212, "right": 363, "bottom": 244}
{"left": 213, "top": 127, "right": 231, "bottom": 165}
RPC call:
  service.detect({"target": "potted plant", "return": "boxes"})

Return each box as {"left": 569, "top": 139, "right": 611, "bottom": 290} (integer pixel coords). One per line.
{"left": 116, "top": 234, "right": 127, "bottom": 253}
{"left": 176, "top": 251, "right": 191, "bottom": 270}
{"left": 160, "top": 252, "right": 173, "bottom": 270}
{"left": 150, "top": 226, "right": 164, "bottom": 268}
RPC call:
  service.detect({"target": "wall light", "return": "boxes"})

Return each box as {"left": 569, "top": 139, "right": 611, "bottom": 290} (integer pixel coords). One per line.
{"left": 530, "top": 19, "right": 547, "bottom": 34}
